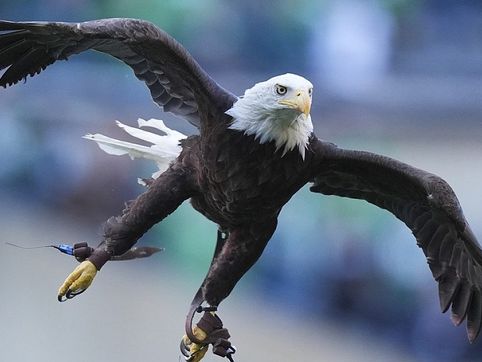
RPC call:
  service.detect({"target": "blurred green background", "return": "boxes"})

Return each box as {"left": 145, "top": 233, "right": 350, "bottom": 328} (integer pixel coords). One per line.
{"left": 1, "top": 1, "right": 482, "bottom": 361}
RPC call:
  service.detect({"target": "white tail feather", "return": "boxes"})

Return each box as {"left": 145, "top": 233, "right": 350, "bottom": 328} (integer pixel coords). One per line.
{"left": 84, "top": 118, "right": 187, "bottom": 182}
{"left": 116, "top": 120, "right": 166, "bottom": 145}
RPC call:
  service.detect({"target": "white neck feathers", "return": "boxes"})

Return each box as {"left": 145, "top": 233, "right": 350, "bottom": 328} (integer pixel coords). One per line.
{"left": 226, "top": 93, "right": 313, "bottom": 159}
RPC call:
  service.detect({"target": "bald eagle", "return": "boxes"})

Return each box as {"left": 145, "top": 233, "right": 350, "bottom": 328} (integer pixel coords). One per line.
{"left": 1, "top": 18, "right": 482, "bottom": 361}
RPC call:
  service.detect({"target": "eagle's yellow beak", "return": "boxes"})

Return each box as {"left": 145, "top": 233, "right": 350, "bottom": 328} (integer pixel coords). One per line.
{"left": 278, "top": 89, "right": 311, "bottom": 116}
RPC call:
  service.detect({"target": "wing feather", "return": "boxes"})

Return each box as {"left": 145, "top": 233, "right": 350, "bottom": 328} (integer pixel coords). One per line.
{"left": 467, "top": 290, "right": 482, "bottom": 341}
{"left": 310, "top": 140, "right": 482, "bottom": 341}
{"left": 0, "top": 18, "right": 236, "bottom": 128}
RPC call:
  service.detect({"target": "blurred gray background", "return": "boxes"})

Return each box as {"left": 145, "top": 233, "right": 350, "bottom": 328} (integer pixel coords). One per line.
{"left": 1, "top": 1, "right": 482, "bottom": 361}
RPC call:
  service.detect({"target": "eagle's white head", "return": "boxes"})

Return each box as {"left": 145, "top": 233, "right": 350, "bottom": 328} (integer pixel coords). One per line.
{"left": 227, "top": 73, "right": 313, "bottom": 159}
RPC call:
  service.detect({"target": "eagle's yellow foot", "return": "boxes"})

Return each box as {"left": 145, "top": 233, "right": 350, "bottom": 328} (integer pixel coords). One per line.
{"left": 180, "top": 312, "right": 236, "bottom": 361}
{"left": 180, "top": 325, "right": 209, "bottom": 362}
{"left": 57, "top": 260, "right": 97, "bottom": 302}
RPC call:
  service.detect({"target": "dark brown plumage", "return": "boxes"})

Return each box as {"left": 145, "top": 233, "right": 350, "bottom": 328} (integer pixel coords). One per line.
{"left": 2, "top": 18, "right": 482, "bottom": 350}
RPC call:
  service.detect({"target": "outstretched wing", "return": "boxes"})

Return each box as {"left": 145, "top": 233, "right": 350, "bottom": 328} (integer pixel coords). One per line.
{"left": 311, "top": 140, "right": 482, "bottom": 342}
{"left": 0, "top": 18, "right": 236, "bottom": 127}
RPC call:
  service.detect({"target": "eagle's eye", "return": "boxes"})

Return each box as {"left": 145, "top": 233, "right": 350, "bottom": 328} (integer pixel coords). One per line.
{"left": 275, "top": 84, "right": 287, "bottom": 95}
{"left": 308, "top": 88, "right": 313, "bottom": 96}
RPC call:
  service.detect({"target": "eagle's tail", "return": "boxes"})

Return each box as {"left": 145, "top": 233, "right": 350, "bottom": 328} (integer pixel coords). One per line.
{"left": 84, "top": 118, "right": 187, "bottom": 184}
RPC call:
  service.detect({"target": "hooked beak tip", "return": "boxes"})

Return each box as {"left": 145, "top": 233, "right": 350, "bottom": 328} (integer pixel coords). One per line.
{"left": 279, "top": 90, "right": 311, "bottom": 116}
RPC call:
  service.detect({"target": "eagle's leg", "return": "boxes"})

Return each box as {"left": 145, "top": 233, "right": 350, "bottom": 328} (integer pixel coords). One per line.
{"left": 57, "top": 162, "right": 194, "bottom": 300}
{"left": 202, "top": 220, "right": 277, "bottom": 306}
{"left": 181, "top": 220, "right": 277, "bottom": 361}
{"left": 181, "top": 230, "right": 230, "bottom": 361}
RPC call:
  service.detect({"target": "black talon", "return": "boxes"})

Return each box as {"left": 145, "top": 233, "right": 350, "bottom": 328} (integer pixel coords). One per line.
{"left": 65, "top": 288, "right": 87, "bottom": 300}
{"left": 179, "top": 339, "right": 191, "bottom": 358}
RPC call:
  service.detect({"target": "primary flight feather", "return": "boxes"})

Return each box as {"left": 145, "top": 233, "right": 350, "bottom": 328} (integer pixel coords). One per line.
{"left": 1, "top": 18, "right": 482, "bottom": 361}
